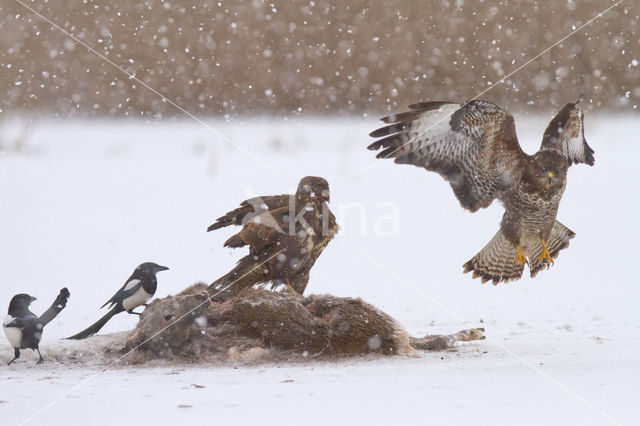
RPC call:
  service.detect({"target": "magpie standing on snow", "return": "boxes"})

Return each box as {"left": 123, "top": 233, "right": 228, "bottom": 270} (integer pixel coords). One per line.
{"left": 3, "top": 288, "right": 70, "bottom": 365}
{"left": 67, "top": 262, "right": 168, "bottom": 340}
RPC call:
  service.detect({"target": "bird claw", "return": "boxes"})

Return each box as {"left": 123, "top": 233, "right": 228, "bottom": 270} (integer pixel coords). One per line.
{"left": 537, "top": 240, "right": 553, "bottom": 265}
{"left": 514, "top": 244, "right": 527, "bottom": 266}
{"left": 284, "top": 283, "right": 304, "bottom": 298}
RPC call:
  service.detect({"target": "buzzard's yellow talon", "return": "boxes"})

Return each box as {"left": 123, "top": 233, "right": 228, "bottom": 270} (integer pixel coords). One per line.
{"left": 285, "top": 283, "right": 302, "bottom": 296}
{"left": 538, "top": 240, "right": 553, "bottom": 264}
{"left": 514, "top": 244, "right": 527, "bottom": 266}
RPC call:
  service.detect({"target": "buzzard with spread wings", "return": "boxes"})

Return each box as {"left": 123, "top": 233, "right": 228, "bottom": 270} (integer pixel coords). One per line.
{"left": 368, "top": 99, "right": 594, "bottom": 284}
{"left": 208, "top": 176, "right": 338, "bottom": 295}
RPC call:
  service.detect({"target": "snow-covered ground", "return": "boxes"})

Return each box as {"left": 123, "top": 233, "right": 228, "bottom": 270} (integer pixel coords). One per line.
{"left": 0, "top": 115, "right": 638, "bottom": 425}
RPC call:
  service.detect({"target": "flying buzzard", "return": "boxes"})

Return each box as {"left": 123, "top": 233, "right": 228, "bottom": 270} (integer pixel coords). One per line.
{"left": 208, "top": 176, "right": 338, "bottom": 295}
{"left": 368, "top": 99, "right": 594, "bottom": 284}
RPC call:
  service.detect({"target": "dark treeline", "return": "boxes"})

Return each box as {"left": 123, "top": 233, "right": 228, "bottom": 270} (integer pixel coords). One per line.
{"left": 1, "top": 0, "right": 638, "bottom": 119}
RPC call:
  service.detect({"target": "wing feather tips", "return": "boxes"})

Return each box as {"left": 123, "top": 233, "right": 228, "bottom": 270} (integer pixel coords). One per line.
{"left": 208, "top": 211, "right": 242, "bottom": 231}
{"left": 408, "top": 101, "right": 456, "bottom": 111}
{"left": 207, "top": 220, "right": 226, "bottom": 232}
{"left": 377, "top": 147, "right": 402, "bottom": 159}
{"left": 224, "top": 234, "right": 246, "bottom": 248}
{"left": 373, "top": 101, "right": 459, "bottom": 132}
{"left": 563, "top": 141, "right": 595, "bottom": 167}
{"left": 381, "top": 107, "right": 454, "bottom": 124}
{"left": 369, "top": 102, "right": 462, "bottom": 153}
{"left": 380, "top": 110, "right": 423, "bottom": 124}
{"left": 369, "top": 122, "right": 409, "bottom": 138}
{"left": 583, "top": 142, "right": 595, "bottom": 166}
{"left": 366, "top": 140, "right": 384, "bottom": 151}
{"left": 565, "top": 137, "right": 595, "bottom": 166}
{"left": 368, "top": 134, "right": 405, "bottom": 155}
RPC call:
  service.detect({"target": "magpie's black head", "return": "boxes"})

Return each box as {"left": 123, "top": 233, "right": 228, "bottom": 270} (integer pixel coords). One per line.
{"left": 8, "top": 293, "right": 37, "bottom": 315}
{"left": 134, "top": 262, "right": 170, "bottom": 276}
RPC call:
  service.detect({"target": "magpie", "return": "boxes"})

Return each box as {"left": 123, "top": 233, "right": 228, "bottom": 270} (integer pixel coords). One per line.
{"left": 67, "top": 262, "right": 169, "bottom": 340}
{"left": 3, "top": 288, "right": 70, "bottom": 365}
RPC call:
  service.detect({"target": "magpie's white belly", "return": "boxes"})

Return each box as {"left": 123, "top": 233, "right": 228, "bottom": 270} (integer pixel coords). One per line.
{"left": 122, "top": 287, "right": 152, "bottom": 311}
{"left": 3, "top": 316, "right": 22, "bottom": 348}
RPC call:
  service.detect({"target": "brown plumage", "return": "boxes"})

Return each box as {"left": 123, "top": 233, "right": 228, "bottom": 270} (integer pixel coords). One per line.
{"left": 208, "top": 176, "right": 339, "bottom": 295}
{"left": 368, "top": 98, "right": 594, "bottom": 284}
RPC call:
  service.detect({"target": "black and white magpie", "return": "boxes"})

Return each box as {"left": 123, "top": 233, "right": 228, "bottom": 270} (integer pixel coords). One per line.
{"left": 3, "top": 288, "right": 70, "bottom": 365}
{"left": 67, "top": 262, "right": 169, "bottom": 340}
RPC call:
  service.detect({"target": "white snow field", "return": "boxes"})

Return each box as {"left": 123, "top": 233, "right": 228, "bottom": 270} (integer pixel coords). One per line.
{"left": 0, "top": 115, "right": 638, "bottom": 426}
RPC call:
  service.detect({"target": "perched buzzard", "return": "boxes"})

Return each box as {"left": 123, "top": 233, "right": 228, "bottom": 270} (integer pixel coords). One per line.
{"left": 208, "top": 176, "right": 338, "bottom": 295}
{"left": 368, "top": 99, "right": 594, "bottom": 284}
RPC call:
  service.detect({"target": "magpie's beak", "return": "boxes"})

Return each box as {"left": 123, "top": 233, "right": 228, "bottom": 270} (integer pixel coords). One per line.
{"left": 156, "top": 265, "right": 170, "bottom": 272}
{"left": 30, "top": 296, "right": 37, "bottom": 302}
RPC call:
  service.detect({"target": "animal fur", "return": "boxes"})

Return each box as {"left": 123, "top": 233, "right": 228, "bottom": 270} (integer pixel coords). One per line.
{"left": 123, "top": 283, "right": 485, "bottom": 363}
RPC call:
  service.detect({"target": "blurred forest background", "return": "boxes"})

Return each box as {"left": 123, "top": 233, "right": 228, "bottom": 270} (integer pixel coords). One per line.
{"left": 1, "top": 0, "right": 638, "bottom": 119}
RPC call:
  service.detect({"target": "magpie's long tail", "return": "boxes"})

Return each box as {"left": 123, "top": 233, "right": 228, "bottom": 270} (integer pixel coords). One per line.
{"left": 66, "top": 306, "right": 123, "bottom": 340}
{"left": 38, "top": 287, "right": 70, "bottom": 326}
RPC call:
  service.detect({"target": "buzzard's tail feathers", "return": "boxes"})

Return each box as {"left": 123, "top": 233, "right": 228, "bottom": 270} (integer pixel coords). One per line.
{"left": 528, "top": 221, "right": 575, "bottom": 277}
{"left": 463, "top": 230, "right": 525, "bottom": 285}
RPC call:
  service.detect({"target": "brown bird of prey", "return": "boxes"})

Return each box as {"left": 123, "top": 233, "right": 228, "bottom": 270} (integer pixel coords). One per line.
{"left": 368, "top": 98, "right": 594, "bottom": 284}
{"left": 208, "top": 176, "right": 338, "bottom": 295}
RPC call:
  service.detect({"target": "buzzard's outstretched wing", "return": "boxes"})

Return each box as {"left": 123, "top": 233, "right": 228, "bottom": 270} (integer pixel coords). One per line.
{"left": 207, "top": 195, "right": 291, "bottom": 232}
{"left": 368, "top": 100, "right": 527, "bottom": 212}
{"left": 540, "top": 101, "right": 594, "bottom": 166}
{"left": 223, "top": 206, "right": 297, "bottom": 252}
